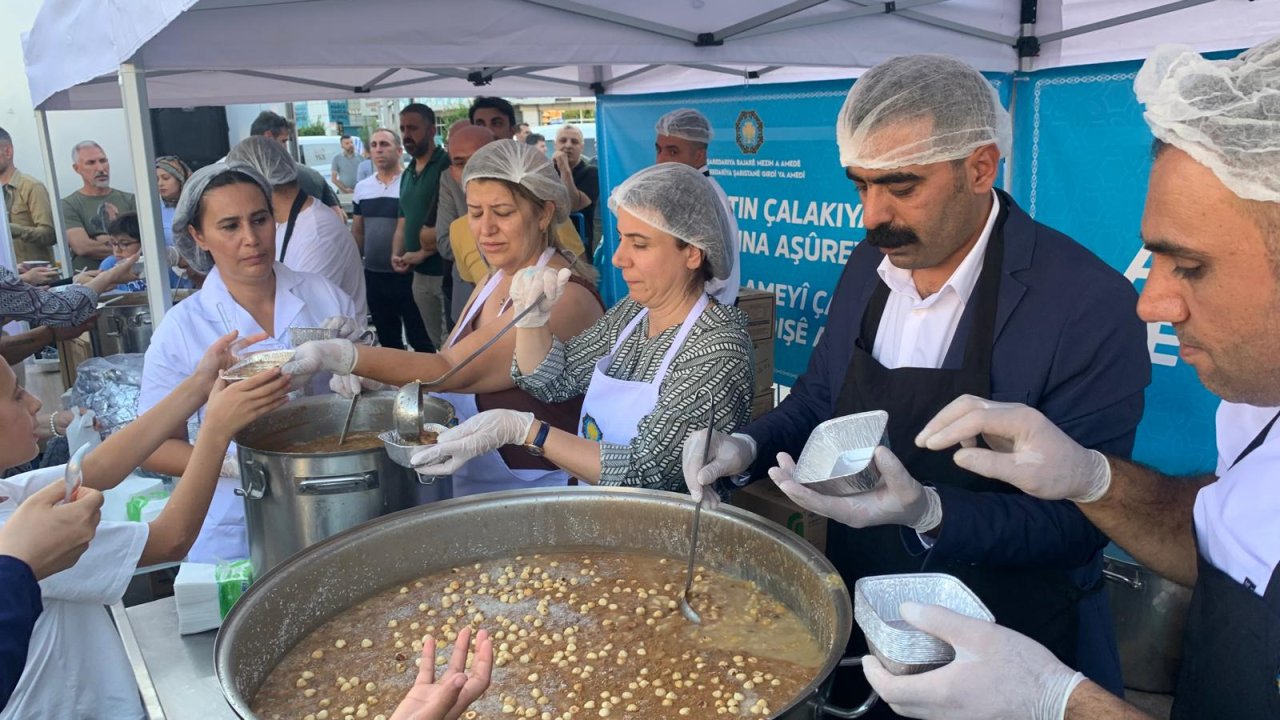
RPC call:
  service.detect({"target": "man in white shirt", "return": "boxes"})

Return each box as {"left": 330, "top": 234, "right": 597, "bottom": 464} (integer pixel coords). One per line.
{"left": 854, "top": 38, "right": 1280, "bottom": 720}
{"left": 228, "top": 137, "right": 368, "bottom": 317}
{"left": 654, "top": 108, "right": 740, "bottom": 304}
{"left": 684, "top": 54, "right": 1150, "bottom": 716}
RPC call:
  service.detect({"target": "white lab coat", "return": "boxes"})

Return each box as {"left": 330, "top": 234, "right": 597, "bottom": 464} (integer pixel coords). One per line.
{"left": 138, "top": 263, "right": 358, "bottom": 563}
{"left": 0, "top": 466, "right": 149, "bottom": 720}
{"left": 275, "top": 200, "right": 368, "bottom": 317}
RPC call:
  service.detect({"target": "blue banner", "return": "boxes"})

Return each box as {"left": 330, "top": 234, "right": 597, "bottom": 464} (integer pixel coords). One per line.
{"left": 1009, "top": 60, "right": 1219, "bottom": 474}
{"left": 598, "top": 66, "right": 1219, "bottom": 474}
{"left": 598, "top": 76, "right": 1009, "bottom": 387}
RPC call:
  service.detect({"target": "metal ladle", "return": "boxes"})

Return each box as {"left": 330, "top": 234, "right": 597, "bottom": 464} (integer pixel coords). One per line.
{"left": 679, "top": 390, "right": 717, "bottom": 625}
{"left": 393, "top": 296, "right": 543, "bottom": 439}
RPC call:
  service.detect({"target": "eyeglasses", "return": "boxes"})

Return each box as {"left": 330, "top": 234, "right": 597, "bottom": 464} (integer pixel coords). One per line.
{"left": 108, "top": 239, "right": 141, "bottom": 250}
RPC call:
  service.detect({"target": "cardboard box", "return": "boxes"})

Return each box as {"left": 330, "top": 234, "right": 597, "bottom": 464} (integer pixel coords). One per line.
{"left": 731, "top": 480, "right": 828, "bottom": 553}
{"left": 736, "top": 287, "right": 776, "bottom": 342}
{"left": 751, "top": 390, "right": 775, "bottom": 420}
{"left": 57, "top": 332, "right": 94, "bottom": 390}
{"left": 752, "top": 337, "right": 775, "bottom": 397}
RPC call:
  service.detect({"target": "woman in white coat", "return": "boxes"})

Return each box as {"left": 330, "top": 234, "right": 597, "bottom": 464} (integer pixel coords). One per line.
{"left": 138, "top": 163, "right": 360, "bottom": 563}
{"left": 410, "top": 163, "right": 754, "bottom": 492}
{"left": 284, "top": 143, "right": 605, "bottom": 498}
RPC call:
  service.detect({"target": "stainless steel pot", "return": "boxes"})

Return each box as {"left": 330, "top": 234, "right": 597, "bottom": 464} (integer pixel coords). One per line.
{"left": 233, "top": 392, "right": 455, "bottom": 575}
{"left": 1104, "top": 546, "right": 1193, "bottom": 693}
{"left": 89, "top": 290, "right": 193, "bottom": 356}
{"left": 215, "top": 488, "right": 856, "bottom": 719}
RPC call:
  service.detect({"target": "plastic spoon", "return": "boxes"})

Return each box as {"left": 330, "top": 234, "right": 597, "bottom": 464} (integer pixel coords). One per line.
{"left": 64, "top": 444, "right": 88, "bottom": 504}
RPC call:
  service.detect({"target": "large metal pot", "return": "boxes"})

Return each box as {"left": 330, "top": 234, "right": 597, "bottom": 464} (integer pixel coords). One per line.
{"left": 1104, "top": 545, "right": 1193, "bottom": 693}
{"left": 215, "top": 488, "right": 854, "bottom": 719}
{"left": 234, "top": 392, "right": 455, "bottom": 575}
{"left": 89, "top": 290, "right": 193, "bottom": 356}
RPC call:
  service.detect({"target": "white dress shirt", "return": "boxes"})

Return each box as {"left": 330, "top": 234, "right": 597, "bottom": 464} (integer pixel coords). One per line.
{"left": 275, "top": 199, "right": 368, "bottom": 317}
{"left": 1197, "top": 400, "right": 1280, "bottom": 595}
{"left": 871, "top": 191, "right": 1000, "bottom": 370}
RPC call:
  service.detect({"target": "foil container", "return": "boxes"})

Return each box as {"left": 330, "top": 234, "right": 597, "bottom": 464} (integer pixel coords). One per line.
{"left": 793, "top": 410, "right": 889, "bottom": 496}
{"left": 378, "top": 430, "right": 424, "bottom": 469}
{"left": 221, "top": 350, "right": 295, "bottom": 381}
{"left": 854, "top": 573, "right": 995, "bottom": 675}
{"left": 287, "top": 327, "right": 337, "bottom": 346}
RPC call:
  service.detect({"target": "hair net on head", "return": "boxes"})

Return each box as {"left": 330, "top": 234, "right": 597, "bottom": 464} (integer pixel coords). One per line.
{"left": 1135, "top": 39, "right": 1280, "bottom": 203}
{"left": 226, "top": 136, "right": 298, "bottom": 186}
{"left": 609, "top": 163, "right": 732, "bottom": 281}
{"left": 171, "top": 162, "right": 273, "bottom": 274}
{"left": 836, "top": 54, "right": 1011, "bottom": 170}
{"left": 462, "top": 141, "right": 571, "bottom": 224}
{"left": 655, "top": 109, "right": 713, "bottom": 144}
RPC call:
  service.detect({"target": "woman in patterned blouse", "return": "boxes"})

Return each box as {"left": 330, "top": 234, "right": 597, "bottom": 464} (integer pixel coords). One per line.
{"left": 410, "top": 163, "right": 753, "bottom": 493}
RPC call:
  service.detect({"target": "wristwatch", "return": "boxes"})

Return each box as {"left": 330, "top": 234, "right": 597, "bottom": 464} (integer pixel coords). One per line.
{"left": 524, "top": 420, "right": 551, "bottom": 457}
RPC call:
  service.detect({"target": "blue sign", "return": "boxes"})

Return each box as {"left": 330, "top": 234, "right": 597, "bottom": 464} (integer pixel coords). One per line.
{"left": 1010, "top": 59, "right": 1219, "bottom": 474}
{"left": 327, "top": 100, "right": 350, "bottom": 129}
{"left": 598, "top": 76, "right": 1009, "bottom": 388}
{"left": 293, "top": 102, "right": 309, "bottom": 126}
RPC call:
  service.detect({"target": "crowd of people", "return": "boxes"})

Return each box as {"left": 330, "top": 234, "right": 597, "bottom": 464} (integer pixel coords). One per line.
{"left": 1, "top": 34, "right": 1278, "bottom": 720}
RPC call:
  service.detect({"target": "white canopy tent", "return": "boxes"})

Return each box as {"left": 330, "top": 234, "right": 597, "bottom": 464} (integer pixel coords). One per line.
{"left": 20, "top": 0, "right": 1280, "bottom": 324}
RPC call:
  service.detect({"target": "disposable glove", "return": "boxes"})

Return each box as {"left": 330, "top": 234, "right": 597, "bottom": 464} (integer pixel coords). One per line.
{"left": 864, "top": 602, "right": 1085, "bottom": 720}
{"left": 328, "top": 373, "right": 388, "bottom": 399}
{"left": 410, "top": 409, "right": 535, "bottom": 476}
{"left": 681, "top": 430, "right": 756, "bottom": 505}
{"left": 915, "top": 395, "right": 1111, "bottom": 502}
{"left": 280, "top": 339, "right": 357, "bottom": 380}
{"left": 771, "top": 447, "right": 941, "bottom": 533}
{"left": 509, "top": 267, "right": 569, "bottom": 328}
{"left": 321, "top": 315, "right": 376, "bottom": 344}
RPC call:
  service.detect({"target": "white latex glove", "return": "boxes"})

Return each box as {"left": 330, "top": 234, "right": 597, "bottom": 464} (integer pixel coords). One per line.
{"left": 280, "top": 339, "right": 357, "bottom": 380}
{"left": 322, "top": 315, "right": 375, "bottom": 344}
{"left": 771, "top": 447, "right": 942, "bottom": 533}
{"left": 864, "top": 602, "right": 1085, "bottom": 720}
{"left": 219, "top": 454, "right": 241, "bottom": 480}
{"left": 915, "top": 395, "right": 1112, "bottom": 503}
{"left": 509, "top": 266, "right": 570, "bottom": 328}
{"left": 410, "top": 410, "right": 535, "bottom": 476}
{"left": 328, "top": 373, "right": 389, "bottom": 399}
{"left": 681, "top": 430, "right": 756, "bottom": 505}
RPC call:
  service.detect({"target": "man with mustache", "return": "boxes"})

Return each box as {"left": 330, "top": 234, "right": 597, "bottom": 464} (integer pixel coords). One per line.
{"left": 684, "top": 54, "right": 1150, "bottom": 716}
{"left": 61, "top": 141, "right": 136, "bottom": 272}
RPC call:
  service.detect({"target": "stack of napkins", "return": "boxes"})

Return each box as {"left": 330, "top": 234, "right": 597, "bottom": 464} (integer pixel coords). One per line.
{"left": 173, "top": 563, "right": 222, "bottom": 635}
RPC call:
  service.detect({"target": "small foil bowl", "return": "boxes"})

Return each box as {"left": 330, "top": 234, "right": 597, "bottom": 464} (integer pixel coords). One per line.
{"left": 288, "top": 327, "right": 337, "bottom": 346}
{"left": 378, "top": 426, "right": 447, "bottom": 484}
{"left": 794, "top": 410, "right": 889, "bottom": 496}
{"left": 854, "top": 573, "right": 995, "bottom": 675}
{"left": 220, "top": 350, "right": 295, "bottom": 382}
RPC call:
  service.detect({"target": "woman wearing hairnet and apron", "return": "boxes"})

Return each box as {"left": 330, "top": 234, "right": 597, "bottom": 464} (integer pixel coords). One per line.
{"left": 284, "top": 142, "right": 605, "bottom": 497}
{"left": 138, "top": 162, "right": 360, "bottom": 563}
{"left": 406, "top": 163, "right": 754, "bottom": 493}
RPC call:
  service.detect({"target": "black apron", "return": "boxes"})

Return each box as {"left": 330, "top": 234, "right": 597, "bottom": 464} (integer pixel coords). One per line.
{"left": 1171, "top": 411, "right": 1280, "bottom": 719}
{"left": 277, "top": 189, "right": 309, "bottom": 264}
{"left": 826, "top": 203, "right": 1086, "bottom": 716}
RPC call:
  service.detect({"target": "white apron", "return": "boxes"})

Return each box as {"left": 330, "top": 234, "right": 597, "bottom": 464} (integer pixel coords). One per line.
{"left": 578, "top": 294, "right": 709, "bottom": 446}
{"left": 432, "top": 249, "right": 569, "bottom": 497}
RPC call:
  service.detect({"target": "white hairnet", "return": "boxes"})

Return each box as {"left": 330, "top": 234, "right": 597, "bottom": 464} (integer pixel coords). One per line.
{"left": 609, "top": 163, "right": 732, "bottom": 281}
{"left": 656, "top": 108, "right": 713, "bottom": 144}
{"left": 226, "top": 136, "right": 298, "bottom": 186}
{"left": 1135, "top": 39, "right": 1280, "bottom": 203}
{"left": 836, "top": 54, "right": 1011, "bottom": 170}
{"left": 171, "top": 162, "right": 274, "bottom": 274}
{"left": 462, "top": 141, "right": 571, "bottom": 224}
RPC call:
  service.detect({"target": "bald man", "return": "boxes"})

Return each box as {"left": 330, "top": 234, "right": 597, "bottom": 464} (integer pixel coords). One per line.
{"left": 437, "top": 124, "right": 497, "bottom": 321}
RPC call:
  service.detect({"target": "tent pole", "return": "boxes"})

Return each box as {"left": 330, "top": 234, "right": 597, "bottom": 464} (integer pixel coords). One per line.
{"left": 285, "top": 103, "right": 300, "bottom": 161}
{"left": 118, "top": 62, "right": 173, "bottom": 327}
{"left": 32, "top": 110, "right": 73, "bottom": 275}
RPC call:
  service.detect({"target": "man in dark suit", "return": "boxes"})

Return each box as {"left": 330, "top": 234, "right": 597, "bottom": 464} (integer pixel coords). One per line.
{"left": 684, "top": 54, "right": 1150, "bottom": 715}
